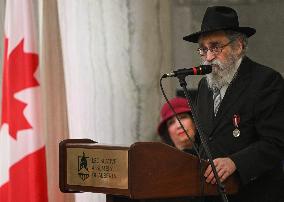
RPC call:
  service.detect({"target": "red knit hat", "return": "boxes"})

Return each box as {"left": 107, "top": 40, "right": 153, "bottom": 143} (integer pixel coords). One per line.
{"left": 157, "top": 97, "right": 191, "bottom": 136}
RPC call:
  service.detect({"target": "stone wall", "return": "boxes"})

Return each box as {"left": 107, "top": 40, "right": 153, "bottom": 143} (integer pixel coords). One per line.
{"left": 171, "top": 0, "right": 284, "bottom": 89}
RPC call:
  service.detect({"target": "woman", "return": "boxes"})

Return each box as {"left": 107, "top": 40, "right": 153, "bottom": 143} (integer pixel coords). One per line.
{"left": 157, "top": 97, "right": 198, "bottom": 153}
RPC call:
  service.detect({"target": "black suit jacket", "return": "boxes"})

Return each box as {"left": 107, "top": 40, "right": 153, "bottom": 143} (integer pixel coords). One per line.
{"left": 196, "top": 56, "right": 284, "bottom": 200}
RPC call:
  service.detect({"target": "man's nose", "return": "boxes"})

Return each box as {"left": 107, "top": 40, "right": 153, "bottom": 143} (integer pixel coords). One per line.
{"left": 205, "top": 50, "right": 216, "bottom": 62}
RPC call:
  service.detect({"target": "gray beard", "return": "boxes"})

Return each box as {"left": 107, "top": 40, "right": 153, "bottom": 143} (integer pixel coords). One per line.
{"left": 202, "top": 54, "right": 240, "bottom": 90}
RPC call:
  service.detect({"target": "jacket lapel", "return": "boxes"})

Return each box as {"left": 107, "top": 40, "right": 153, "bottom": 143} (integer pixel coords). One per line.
{"left": 211, "top": 57, "right": 252, "bottom": 135}
{"left": 203, "top": 88, "right": 214, "bottom": 136}
{"left": 196, "top": 78, "right": 214, "bottom": 137}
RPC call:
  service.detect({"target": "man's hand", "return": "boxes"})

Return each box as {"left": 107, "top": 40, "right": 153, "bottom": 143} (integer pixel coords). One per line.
{"left": 204, "top": 157, "right": 236, "bottom": 184}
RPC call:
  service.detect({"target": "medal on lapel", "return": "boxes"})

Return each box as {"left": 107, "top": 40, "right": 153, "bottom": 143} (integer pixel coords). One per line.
{"left": 232, "top": 114, "right": 240, "bottom": 137}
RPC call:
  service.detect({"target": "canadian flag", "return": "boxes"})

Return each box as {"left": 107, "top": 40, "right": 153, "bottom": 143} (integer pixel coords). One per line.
{"left": 0, "top": 0, "right": 48, "bottom": 201}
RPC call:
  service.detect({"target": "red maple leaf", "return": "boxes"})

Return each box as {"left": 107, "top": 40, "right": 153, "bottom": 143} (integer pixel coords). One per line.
{"left": 1, "top": 38, "right": 39, "bottom": 139}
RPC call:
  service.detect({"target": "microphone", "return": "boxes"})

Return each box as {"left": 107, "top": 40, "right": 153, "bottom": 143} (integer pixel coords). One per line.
{"left": 162, "top": 65, "right": 212, "bottom": 78}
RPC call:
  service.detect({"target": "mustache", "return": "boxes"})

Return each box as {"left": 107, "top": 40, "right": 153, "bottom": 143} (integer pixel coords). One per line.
{"left": 202, "top": 60, "right": 225, "bottom": 71}
{"left": 203, "top": 53, "right": 240, "bottom": 90}
{"left": 203, "top": 60, "right": 217, "bottom": 65}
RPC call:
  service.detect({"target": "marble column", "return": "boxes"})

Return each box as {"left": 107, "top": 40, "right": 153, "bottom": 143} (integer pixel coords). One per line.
{"left": 57, "top": 0, "right": 173, "bottom": 201}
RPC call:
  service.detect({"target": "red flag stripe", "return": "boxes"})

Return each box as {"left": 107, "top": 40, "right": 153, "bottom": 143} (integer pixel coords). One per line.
{"left": 0, "top": 147, "right": 48, "bottom": 202}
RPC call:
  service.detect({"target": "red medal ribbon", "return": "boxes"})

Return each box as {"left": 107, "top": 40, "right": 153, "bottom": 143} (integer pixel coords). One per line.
{"left": 233, "top": 114, "right": 240, "bottom": 128}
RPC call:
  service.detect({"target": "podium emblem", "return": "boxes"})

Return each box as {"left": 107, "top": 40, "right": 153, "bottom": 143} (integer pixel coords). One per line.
{"left": 78, "top": 152, "right": 90, "bottom": 181}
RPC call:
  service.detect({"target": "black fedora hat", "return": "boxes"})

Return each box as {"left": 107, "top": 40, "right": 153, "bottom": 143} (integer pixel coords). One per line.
{"left": 183, "top": 6, "right": 256, "bottom": 43}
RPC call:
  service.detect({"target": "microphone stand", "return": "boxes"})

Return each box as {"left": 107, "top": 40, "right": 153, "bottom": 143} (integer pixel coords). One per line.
{"left": 176, "top": 74, "right": 228, "bottom": 202}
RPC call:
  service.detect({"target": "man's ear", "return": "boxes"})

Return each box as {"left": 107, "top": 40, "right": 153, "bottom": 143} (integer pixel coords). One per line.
{"left": 236, "top": 37, "right": 244, "bottom": 55}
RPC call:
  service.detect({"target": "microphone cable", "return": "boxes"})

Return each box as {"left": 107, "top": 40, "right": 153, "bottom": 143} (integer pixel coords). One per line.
{"left": 160, "top": 76, "right": 205, "bottom": 202}
{"left": 159, "top": 76, "right": 200, "bottom": 157}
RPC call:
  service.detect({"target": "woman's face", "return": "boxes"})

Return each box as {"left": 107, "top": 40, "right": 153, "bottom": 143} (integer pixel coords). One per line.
{"left": 167, "top": 113, "right": 196, "bottom": 150}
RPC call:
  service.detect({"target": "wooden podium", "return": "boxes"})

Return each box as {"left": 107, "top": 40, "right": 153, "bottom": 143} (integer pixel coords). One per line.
{"left": 59, "top": 139, "right": 239, "bottom": 201}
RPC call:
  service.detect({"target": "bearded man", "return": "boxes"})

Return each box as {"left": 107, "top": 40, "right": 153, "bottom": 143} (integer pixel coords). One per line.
{"left": 183, "top": 6, "right": 284, "bottom": 202}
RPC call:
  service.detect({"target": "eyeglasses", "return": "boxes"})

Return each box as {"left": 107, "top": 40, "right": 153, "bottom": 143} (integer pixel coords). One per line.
{"left": 197, "top": 40, "right": 233, "bottom": 56}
